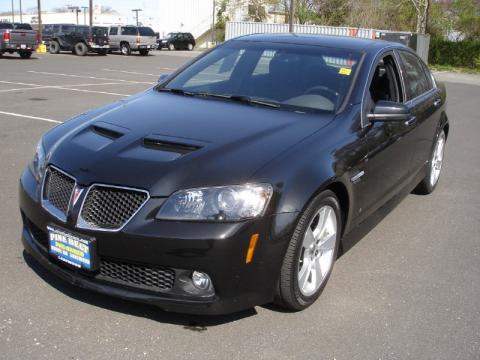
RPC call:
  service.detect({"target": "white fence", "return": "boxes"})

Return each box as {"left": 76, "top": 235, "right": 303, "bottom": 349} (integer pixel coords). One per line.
{"left": 225, "top": 21, "right": 377, "bottom": 41}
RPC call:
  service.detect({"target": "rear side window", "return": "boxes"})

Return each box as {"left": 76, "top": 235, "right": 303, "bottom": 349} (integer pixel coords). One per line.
{"left": 138, "top": 27, "right": 154, "bottom": 36}
{"left": 14, "top": 24, "right": 32, "bottom": 30}
{"left": 398, "top": 50, "right": 432, "bottom": 100}
{"left": 109, "top": 27, "right": 118, "bottom": 35}
{"left": 62, "top": 25, "right": 75, "bottom": 33}
{"left": 0, "top": 23, "right": 13, "bottom": 29}
{"left": 121, "top": 27, "right": 137, "bottom": 36}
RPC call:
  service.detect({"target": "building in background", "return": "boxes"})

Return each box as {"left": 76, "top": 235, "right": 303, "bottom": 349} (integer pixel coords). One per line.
{"left": 225, "top": 0, "right": 286, "bottom": 24}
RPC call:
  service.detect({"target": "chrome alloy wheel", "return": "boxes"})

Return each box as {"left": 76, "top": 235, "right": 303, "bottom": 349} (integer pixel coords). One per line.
{"left": 430, "top": 131, "right": 446, "bottom": 187}
{"left": 298, "top": 205, "right": 337, "bottom": 296}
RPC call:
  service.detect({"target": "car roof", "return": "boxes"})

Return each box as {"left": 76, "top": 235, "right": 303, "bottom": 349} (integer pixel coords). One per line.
{"left": 233, "top": 33, "right": 405, "bottom": 53}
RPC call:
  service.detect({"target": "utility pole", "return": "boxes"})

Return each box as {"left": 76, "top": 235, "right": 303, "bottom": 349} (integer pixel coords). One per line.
{"left": 81, "top": 6, "right": 88, "bottom": 25}
{"left": 37, "top": 0, "right": 42, "bottom": 43}
{"left": 132, "top": 9, "right": 142, "bottom": 26}
{"left": 211, "top": 0, "right": 215, "bottom": 43}
{"left": 68, "top": 7, "right": 81, "bottom": 24}
{"left": 11, "top": 0, "right": 15, "bottom": 22}
{"left": 19, "top": 0, "right": 23, "bottom": 23}
{"left": 289, "top": 0, "right": 295, "bottom": 33}
{"left": 89, "top": 0, "right": 93, "bottom": 37}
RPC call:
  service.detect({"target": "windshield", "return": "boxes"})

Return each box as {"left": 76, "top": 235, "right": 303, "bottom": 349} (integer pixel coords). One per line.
{"left": 92, "top": 27, "right": 108, "bottom": 37}
{"left": 138, "top": 27, "right": 154, "bottom": 36}
{"left": 0, "top": 23, "right": 13, "bottom": 30}
{"left": 163, "top": 41, "right": 361, "bottom": 113}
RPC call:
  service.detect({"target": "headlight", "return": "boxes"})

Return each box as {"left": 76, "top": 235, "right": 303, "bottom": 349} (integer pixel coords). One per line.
{"left": 156, "top": 183, "right": 273, "bottom": 221}
{"left": 29, "top": 139, "right": 46, "bottom": 182}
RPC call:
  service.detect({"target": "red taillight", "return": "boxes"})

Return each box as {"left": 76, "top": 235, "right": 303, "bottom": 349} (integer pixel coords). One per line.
{"left": 3, "top": 31, "right": 10, "bottom": 42}
{"left": 136, "top": 35, "right": 140, "bottom": 44}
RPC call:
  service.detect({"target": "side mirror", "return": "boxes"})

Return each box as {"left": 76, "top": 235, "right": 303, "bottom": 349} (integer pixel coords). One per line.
{"left": 367, "top": 101, "right": 411, "bottom": 122}
{"left": 158, "top": 73, "right": 171, "bottom": 84}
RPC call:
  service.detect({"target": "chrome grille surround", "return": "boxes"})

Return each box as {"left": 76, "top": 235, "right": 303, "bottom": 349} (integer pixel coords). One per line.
{"left": 41, "top": 166, "right": 76, "bottom": 222}
{"left": 76, "top": 184, "right": 149, "bottom": 232}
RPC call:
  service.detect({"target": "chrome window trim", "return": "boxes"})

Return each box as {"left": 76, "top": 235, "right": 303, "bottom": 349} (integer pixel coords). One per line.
{"left": 76, "top": 183, "right": 150, "bottom": 232}
{"left": 40, "top": 165, "right": 77, "bottom": 223}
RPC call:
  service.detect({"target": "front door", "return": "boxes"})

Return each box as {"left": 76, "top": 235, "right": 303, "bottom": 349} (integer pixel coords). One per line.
{"left": 356, "top": 52, "right": 417, "bottom": 220}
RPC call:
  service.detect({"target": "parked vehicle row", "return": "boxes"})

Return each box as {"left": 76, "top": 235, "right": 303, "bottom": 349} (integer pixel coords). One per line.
{"left": 0, "top": 22, "right": 37, "bottom": 59}
{"left": 0, "top": 21, "right": 197, "bottom": 58}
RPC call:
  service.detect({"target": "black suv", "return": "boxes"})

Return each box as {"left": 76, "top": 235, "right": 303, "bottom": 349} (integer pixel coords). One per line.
{"left": 49, "top": 25, "right": 109, "bottom": 56}
{"left": 158, "top": 32, "right": 195, "bottom": 51}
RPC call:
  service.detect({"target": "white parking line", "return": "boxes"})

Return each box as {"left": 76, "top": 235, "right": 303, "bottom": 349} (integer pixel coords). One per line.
{"left": 102, "top": 68, "right": 159, "bottom": 77}
{"left": 0, "top": 81, "right": 132, "bottom": 93}
{"left": 0, "top": 111, "right": 61, "bottom": 124}
{"left": 28, "top": 70, "right": 153, "bottom": 84}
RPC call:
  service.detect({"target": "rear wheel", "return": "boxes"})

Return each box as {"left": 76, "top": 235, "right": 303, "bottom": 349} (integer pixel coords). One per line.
{"left": 74, "top": 42, "right": 88, "bottom": 56}
{"left": 187, "top": 43, "right": 194, "bottom": 51}
{"left": 276, "top": 190, "right": 341, "bottom": 311}
{"left": 168, "top": 43, "right": 175, "bottom": 51}
{"left": 120, "top": 43, "right": 131, "bottom": 56}
{"left": 139, "top": 49, "right": 149, "bottom": 56}
{"left": 19, "top": 51, "right": 32, "bottom": 59}
{"left": 414, "top": 129, "right": 446, "bottom": 195}
{"left": 49, "top": 40, "right": 60, "bottom": 54}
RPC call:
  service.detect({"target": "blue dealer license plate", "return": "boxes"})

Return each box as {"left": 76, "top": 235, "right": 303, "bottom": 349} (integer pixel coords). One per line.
{"left": 48, "top": 226, "right": 95, "bottom": 270}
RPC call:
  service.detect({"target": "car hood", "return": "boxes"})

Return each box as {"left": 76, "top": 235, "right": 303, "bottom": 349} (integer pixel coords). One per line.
{"left": 46, "top": 90, "right": 334, "bottom": 196}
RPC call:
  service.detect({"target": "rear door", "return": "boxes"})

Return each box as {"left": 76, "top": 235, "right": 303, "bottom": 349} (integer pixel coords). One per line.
{"left": 137, "top": 27, "right": 156, "bottom": 48}
{"left": 396, "top": 50, "right": 442, "bottom": 174}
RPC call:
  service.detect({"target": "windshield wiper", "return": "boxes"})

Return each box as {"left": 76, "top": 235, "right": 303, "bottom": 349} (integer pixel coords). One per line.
{"left": 157, "top": 88, "right": 195, "bottom": 96}
{"left": 195, "top": 92, "right": 280, "bottom": 109}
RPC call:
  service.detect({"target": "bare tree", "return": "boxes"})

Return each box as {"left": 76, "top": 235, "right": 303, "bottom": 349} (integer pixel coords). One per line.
{"left": 409, "top": 0, "right": 430, "bottom": 34}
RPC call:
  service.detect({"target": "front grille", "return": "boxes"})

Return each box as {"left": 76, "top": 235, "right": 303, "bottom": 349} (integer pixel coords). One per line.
{"left": 98, "top": 259, "right": 175, "bottom": 291}
{"left": 79, "top": 185, "right": 148, "bottom": 230}
{"left": 43, "top": 166, "right": 75, "bottom": 217}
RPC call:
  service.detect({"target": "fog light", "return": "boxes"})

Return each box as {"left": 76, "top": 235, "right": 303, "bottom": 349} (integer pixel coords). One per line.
{"left": 191, "top": 271, "right": 210, "bottom": 290}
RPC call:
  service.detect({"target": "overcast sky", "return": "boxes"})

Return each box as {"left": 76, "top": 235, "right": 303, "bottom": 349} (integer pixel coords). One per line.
{"left": 1, "top": 0, "right": 137, "bottom": 17}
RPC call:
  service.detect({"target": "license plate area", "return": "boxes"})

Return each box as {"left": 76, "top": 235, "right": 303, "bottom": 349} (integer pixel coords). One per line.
{"left": 48, "top": 225, "right": 98, "bottom": 271}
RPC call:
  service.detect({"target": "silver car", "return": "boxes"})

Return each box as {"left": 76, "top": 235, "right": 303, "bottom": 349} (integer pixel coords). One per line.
{"left": 108, "top": 26, "right": 157, "bottom": 56}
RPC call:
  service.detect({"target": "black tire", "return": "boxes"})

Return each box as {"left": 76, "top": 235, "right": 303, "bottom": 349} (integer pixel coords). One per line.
{"left": 120, "top": 42, "right": 131, "bottom": 56}
{"left": 275, "top": 190, "right": 342, "bottom": 311}
{"left": 74, "top": 42, "right": 88, "bottom": 56}
{"left": 139, "top": 49, "right": 149, "bottom": 56}
{"left": 19, "top": 51, "right": 32, "bottom": 59}
{"left": 168, "top": 43, "right": 175, "bottom": 51}
{"left": 49, "top": 40, "right": 60, "bottom": 54}
{"left": 187, "top": 43, "right": 194, "bottom": 51}
{"left": 414, "top": 128, "right": 447, "bottom": 195}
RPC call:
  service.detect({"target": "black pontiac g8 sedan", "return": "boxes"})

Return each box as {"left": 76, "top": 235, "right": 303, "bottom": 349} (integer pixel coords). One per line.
{"left": 19, "top": 34, "right": 448, "bottom": 315}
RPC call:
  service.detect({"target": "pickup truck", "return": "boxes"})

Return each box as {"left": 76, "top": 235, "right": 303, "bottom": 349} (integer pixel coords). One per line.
{"left": 0, "top": 23, "right": 37, "bottom": 59}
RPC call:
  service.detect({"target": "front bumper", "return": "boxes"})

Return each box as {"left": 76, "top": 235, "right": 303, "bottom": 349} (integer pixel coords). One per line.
{"left": 19, "top": 167, "right": 297, "bottom": 314}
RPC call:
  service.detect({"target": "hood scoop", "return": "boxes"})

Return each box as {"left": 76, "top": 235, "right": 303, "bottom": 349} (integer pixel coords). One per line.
{"left": 92, "top": 125, "right": 124, "bottom": 140}
{"left": 143, "top": 138, "right": 202, "bottom": 155}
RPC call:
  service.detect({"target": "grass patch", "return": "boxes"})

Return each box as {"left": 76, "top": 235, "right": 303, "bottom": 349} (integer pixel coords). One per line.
{"left": 430, "top": 64, "right": 480, "bottom": 74}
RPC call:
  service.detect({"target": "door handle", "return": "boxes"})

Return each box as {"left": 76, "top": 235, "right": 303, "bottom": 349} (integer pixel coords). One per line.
{"left": 405, "top": 116, "right": 417, "bottom": 126}
{"left": 433, "top": 98, "right": 442, "bottom": 107}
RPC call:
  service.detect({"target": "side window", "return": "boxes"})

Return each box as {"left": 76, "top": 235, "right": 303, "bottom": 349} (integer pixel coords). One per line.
{"left": 398, "top": 51, "right": 431, "bottom": 100}
{"left": 368, "top": 54, "right": 403, "bottom": 105}
{"left": 121, "top": 27, "right": 136, "bottom": 36}
{"left": 109, "top": 27, "right": 118, "bottom": 35}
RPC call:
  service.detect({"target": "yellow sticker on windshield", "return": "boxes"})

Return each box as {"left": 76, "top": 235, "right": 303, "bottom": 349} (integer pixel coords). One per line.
{"left": 339, "top": 67, "right": 352, "bottom": 76}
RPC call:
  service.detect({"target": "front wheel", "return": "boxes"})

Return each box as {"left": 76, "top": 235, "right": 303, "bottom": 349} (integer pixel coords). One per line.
{"left": 187, "top": 43, "right": 194, "bottom": 51}
{"left": 276, "top": 190, "right": 341, "bottom": 311}
{"left": 74, "top": 42, "right": 88, "bottom": 56}
{"left": 168, "top": 43, "right": 175, "bottom": 51}
{"left": 414, "top": 129, "right": 446, "bottom": 195}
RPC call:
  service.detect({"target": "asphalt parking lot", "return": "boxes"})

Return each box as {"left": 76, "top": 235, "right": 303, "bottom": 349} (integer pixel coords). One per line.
{"left": 1, "top": 50, "right": 479, "bottom": 360}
